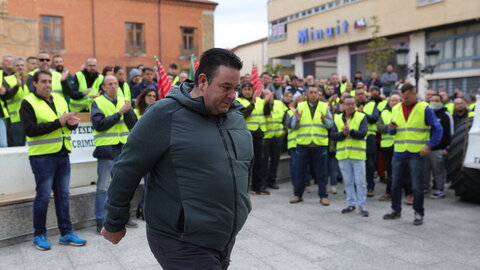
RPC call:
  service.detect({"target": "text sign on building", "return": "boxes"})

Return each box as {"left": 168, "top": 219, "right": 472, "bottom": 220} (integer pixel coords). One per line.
{"left": 70, "top": 122, "right": 96, "bottom": 163}
{"left": 298, "top": 18, "right": 367, "bottom": 44}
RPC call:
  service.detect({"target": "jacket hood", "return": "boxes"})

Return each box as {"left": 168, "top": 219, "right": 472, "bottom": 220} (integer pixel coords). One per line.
{"left": 167, "top": 81, "right": 242, "bottom": 116}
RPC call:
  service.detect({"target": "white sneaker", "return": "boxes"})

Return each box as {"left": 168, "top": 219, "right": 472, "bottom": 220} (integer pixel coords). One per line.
{"left": 331, "top": 186, "right": 337, "bottom": 194}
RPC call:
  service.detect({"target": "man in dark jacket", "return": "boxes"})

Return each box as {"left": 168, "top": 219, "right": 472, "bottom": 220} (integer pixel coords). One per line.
{"left": 101, "top": 48, "right": 253, "bottom": 270}
{"left": 424, "top": 94, "right": 453, "bottom": 198}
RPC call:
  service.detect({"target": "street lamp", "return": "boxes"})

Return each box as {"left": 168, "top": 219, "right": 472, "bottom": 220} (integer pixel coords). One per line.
{"left": 395, "top": 43, "right": 440, "bottom": 89}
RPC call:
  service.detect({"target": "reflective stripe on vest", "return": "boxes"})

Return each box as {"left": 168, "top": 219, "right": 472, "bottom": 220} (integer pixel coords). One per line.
{"left": 3, "top": 75, "right": 31, "bottom": 123}
{"left": 296, "top": 101, "right": 329, "bottom": 146}
{"left": 236, "top": 97, "right": 266, "bottom": 132}
{"left": 391, "top": 102, "right": 430, "bottom": 153}
{"left": 334, "top": 112, "right": 367, "bottom": 160}
{"left": 380, "top": 109, "right": 394, "bottom": 148}
{"left": 92, "top": 95, "right": 130, "bottom": 146}
{"left": 70, "top": 72, "right": 104, "bottom": 112}
{"left": 287, "top": 110, "right": 297, "bottom": 149}
{"left": 51, "top": 71, "right": 63, "bottom": 97}
{"left": 24, "top": 93, "right": 72, "bottom": 156}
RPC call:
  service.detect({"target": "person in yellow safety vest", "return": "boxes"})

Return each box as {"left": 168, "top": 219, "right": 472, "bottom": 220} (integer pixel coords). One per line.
{"left": 341, "top": 81, "right": 356, "bottom": 97}
{"left": 284, "top": 92, "right": 300, "bottom": 184}
{"left": 382, "top": 84, "right": 443, "bottom": 226}
{"left": 1, "top": 57, "right": 31, "bottom": 146}
{"left": 368, "top": 85, "right": 388, "bottom": 112}
{"left": 324, "top": 85, "right": 340, "bottom": 110}
{"left": 26, "top": 56, "right": 38, "bottom": 73}
{"left": 438, "top": 91, "right": 454, "bottom": 115}
{"left": 355, "top": 87, "right": 380, "bottom": 197}
{"left": 0, "top": 59, "right": 13, "bottom": 147}
{"left": 113, "top": 66, "right": 132, "bottom": 103}
{"left": 289, "top": 85, "right": 334, "bottom": 205}
{"left": 236, "top": 81, "right": 272, "bottom": 195}
{"left": 19, "top": 70, "right": 87, "bottom": 250}
{"left": 339, "top": 75, "right": 349, "bottom": 94}
{"left": 452, "top": 97, "right": 474, "bottom": 129}
{"left": 262, "top": 89, "right": 290, "bottom": 190}
{"left": 377, "top": 94, "right": 413, "bottom": 202}
{"left": 330, "top": 95, "right": 369, "bottom": 216}
{"left": 69, "top": 57, "right": 103, "bottom": 112}
{"left": 329, "top": 73, "right": 341, "bottom": 95}
{"left": 169, "top": 63, "right": 180, "bottom": 86}
{"left": 90, "top": 75, "right": 138, "bottom": 233}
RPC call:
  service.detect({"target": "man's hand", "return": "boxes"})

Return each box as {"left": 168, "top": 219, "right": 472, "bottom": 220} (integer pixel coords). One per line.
{"left": 420, "top": 145, "right": 432, "bottom": 157}
{"left": 342, "top": 124, "right": 350, "bottom": 136}
{"left": 357, "top": 105, "right": 364, "bottom": 113}
{"left": 320, "top": 113, "right": 326, "bottom": 123}
{"left": 15, "top": 72, "right": 24, "bottom": 85}
{"left": 66, "top": 115, "right": 80, "bottom": 126}
{"left": 388, "top": 122, "right": 398, "bottom": 130}
{"left": 119, "top": 100, "right": 131, "bottom": 115}
{"left": 294, "top": 110, "right": 302, "bottom": 121}
{"left": 83, "top": 87, "right": 93, "bottom": 97}
{"left": 328, "top": 94, "right": 338, "bottom": 104}
{"left": 0, "top": 87, "right": 6, "bottom": 95}
{"left": 101, "top": 227, "right": 126, "bottom": 245}
{"left": 61, "top": 70, "right": 70, "bottom": 81}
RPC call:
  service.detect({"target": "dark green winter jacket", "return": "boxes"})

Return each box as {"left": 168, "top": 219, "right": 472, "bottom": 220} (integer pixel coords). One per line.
{"left": 104, "top": 82, "right": 253, "bottom": 251}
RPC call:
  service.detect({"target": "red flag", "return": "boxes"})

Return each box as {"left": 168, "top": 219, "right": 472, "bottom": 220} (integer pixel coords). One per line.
{"left": 251, "top": 64, "right": 263, "bottom": 97}
{"left": 154, "top": 56, "right": 173, "bottom": 99}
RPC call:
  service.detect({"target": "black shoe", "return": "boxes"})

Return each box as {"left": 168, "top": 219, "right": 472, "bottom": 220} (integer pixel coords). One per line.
{"left": 267, "top": 183, "right": 279, "bottom": 190}
{"left": 96, "top": 223, "right": 103, "bottom": 235}
{"left": 341, "top": 206, "right": 355, "bottom": 214}
{"left": 413, "top": 212, "right": 424, "bottom": 226}
{"left": 379, "top": 177, "right": 387, "bottom": 184}
{"left": 383, "top": 211, "right": 401, "bottom": 220}
{"left": 136, "top": 206, "right": 144, "bottom": 220}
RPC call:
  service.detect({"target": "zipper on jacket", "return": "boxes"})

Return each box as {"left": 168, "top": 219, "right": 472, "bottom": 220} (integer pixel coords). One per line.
{"left": 216, "top": 119, "right": 238, "bottom": 247}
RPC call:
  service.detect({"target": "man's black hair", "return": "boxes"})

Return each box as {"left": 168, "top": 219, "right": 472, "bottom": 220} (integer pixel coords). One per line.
{"left": 400, "top": 83, "right": 416, "bottom": 93}
{"left": 32, "top": 70, "right": 51, "bottom": 83}
{"left": 169, "top": 63, "right": 178, "bottom": 70}
{"left": 194, "top": 48, "right": 243, "bottom": 86}
{"left": 260, "top": 72, "right": 270, "bottom": 77}
{"left": 142, "top": 67, "right": 154, "bottom": 74}
{"left": 290, "top": 75, "right": 298, "bottom": 80}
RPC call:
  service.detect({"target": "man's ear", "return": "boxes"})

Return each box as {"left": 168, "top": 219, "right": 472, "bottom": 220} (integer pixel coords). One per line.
{"left": 197, "top": 73, "right": 208, "bottom": 93}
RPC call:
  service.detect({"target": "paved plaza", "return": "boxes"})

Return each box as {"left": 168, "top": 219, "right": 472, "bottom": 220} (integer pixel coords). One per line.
{"left": 1, "top": 181, "right": 480, "bottom": 270}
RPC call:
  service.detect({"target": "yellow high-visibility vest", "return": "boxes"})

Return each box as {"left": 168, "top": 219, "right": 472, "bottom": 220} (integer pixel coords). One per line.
{"left": 3, "top": 74, "right": 31, "bottom": 123}
{"left": 391, "top": 102, "right": 430, "bottom": 153}
{"left": 264, "top": 100, "right": 285, "bottom": 139}
{"left": 92, "top": 95, "right": 130, "bottom": 147}
{"left": 70, "top": 72, "right": 104, "bottom": 112}
{"left": 296, "top": 101, "right": 329, "bottom": 146}
{"left": 380, "top": 109, "right": 394, "bottom": 148}
{"left": 334, "top": 112, "right": 367, "bottom": 160}
{"left": 23, "top": 93, "right": 72, "bottom": 156}
{"left": 236, "top": 97, "right": 266, "bottom": 132}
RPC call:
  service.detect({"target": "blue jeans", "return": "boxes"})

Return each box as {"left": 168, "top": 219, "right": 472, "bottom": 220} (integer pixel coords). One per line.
{"left": 391, "top": 155, "right": 425, "bottom": 216}
{"left": 0, "top": 118, "right": 7, "bottom": 147}
{"left": 288, "top": 148, "right": 298, "bottom": 186}
{"left": 328, "top": 153, "right": 339, "bottom": 186}
{"left": 30, "top": 155, "right": 72, "bottom": 236}
{"left": 95, "top": 148, "right": 121, "bottom": 224}
{"left": 338, "top": 159, "right": 367, "bottom": 207}
{"left": 294, "top": 145, "right": 328, "bottom": 198}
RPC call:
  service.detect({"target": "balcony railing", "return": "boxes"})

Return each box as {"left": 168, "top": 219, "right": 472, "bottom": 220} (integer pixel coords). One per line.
{"left": 125, "top": 41, "right": 146, "bottom": 56}
{"left": 179, "top": 46, "right": 198, "bottom": 60}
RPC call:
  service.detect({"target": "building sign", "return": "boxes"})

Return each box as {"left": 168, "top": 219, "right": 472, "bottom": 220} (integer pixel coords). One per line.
{"left": 70, "top": 122, "right": 96, "bottom": 163}
{"left": 298, "top": 18, "right": 367, "bottom": 44}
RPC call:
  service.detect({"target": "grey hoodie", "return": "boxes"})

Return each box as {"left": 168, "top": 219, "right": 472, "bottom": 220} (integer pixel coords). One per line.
{"left": 104, "top": 82, "right": 253, "bottom": 251}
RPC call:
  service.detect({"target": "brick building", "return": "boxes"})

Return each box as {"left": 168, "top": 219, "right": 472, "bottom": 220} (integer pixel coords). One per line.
{"left": 3, "top": 0, "right": 216, "bottom": 73}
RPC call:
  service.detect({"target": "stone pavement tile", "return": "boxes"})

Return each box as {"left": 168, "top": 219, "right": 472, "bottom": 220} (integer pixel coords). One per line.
{"left": 241, "top": 215, "right": 274, "bottom": 230}
{"left": 73, "top": 260, "right": 126, "bottom": 270}
{"left": 381, "top": 245, "right": 444, "bottom": 266}
{"left": 233, "top": 237, "right": 288, "bottom": 258}
{"left": 313, "top": 255, "right": 378, "bottom": 270}
{"left": 229, "top": 249, "right": 273, "bottom": 270}
{"left": 263, "top": 252, "right": 325, "bottom": 270}
{"left": 23, "top": 256, "right": 72, "bottom": 270}
{"left": 63, "top": 243, "right": 115, "bottom": 267}
{"left": 338, "top": 230, "right": 396, "bottom": 248}
{"left": 327, "top": 242, "right": 386, "bottom": 263}
{"left": 0, "top": 244, "right": 23, "bottom": 266}
{"left": 279, "top": 239, "right": 337, "bottom": 261}
{"left": 347, "top": 220, "right": 399, "bottom": 237}
{"left": 299, "top": 229, "right": 348, "bottom": 247}
{"left": 266, "top": 217, "right": 314, "bottom": 233}
{"left": 249, "top": 227, "right": 299, "bottom": 245}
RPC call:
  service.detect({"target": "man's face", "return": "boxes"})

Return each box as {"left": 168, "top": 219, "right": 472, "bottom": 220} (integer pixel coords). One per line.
{"left": 355, "top": 72, "right": 362, "bottom": 79}
{"left": 439, "top": 92, "right": 449, "bottom": 103}
{"left": 102, "top": 76, "right": 119, "bottom": 99}
{"left": 291, "top": 79, "right": 298, "bottom": 87}
{"left": 179, "top": 72, "right": 188, "bottom": 83}
{"left": 273, "top": 77, "right": 280, "bottom": 85}
{"left": 283, "top": 92, "right": 293, "bottom": 104}
{"left": 53, "top": 57, "right": 64, "bottom": 72}
{"left": 343, "top": 98, "right": 355, "bottom": 114}
{"left": 330, "top": 75, "right": 339, "bottom": 85}
{"left": 319, "top": 79, "right": 326, "bottom": 86}
{"left": 454, "top": 98, "right": 467, "bottom": 112}
{"left": 389, "top": 95, "right": 401, "bottom": 108}
{"left": 341, "top": 75, "right": 348, "bottom": 82}
{"left": 241, "top": 86, "right": 253, "bottom": 99}
{"left": 355, "top": 88, "right": 366, "bottom": 103}
{"left": 325, "top": 86, "right": 335, "bottom": 96}
{"left": 86, "top": 59, "right": 98, "bottom": 74}
{"left": 386, "top": 65, "right": 393, "bottom": 72}
{"left": 143, "top": 70, "right": 154, "bottom": 84}
{"left": 38, "top": 53, "right": 51, "bottom": 71}
{"left": 2, "top": 56, "right": 13, "bottom": 71}
{"left": 306, "top": 75, "right": 314, "bottom": 84}
{"left": 200, "top": 65, "right": 239, "bottom": 115}
{"left": 370, "top": 88, "right": 380, "bottom": 99}
{"left": 401, "top": 89, "right": 417, "bottom": 106}
{"left": 371, "top": 72, "right": 378, "bottom": 79}
{"left": 33, "top": 73, "right": 52, "bottom": 100}
{"left": 27, "top": 59, "right": 38, "bottom": 71}
{"left": 425, "top": 90, "right": 436, "bottom": 102}
{"left": 307, "top": 87, "right": 319, "bottom": 103}
{"left": 261, "top": 74, "right": 271, "bottom": 85}
{"left": 430, "top": 96, "right": 442, "bottom": 104}
{"left": 14, "top": 60, "right": 26, "bottom": 74}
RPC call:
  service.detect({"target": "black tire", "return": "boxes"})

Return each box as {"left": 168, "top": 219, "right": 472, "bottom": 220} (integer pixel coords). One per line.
{"left": 447, "top": 118, "right": 480, "bottom": 203}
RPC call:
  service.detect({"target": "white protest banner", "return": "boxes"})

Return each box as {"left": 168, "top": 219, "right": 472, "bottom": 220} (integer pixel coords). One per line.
{"left": 70, "top": 121, "right": 96, "bottom": 163}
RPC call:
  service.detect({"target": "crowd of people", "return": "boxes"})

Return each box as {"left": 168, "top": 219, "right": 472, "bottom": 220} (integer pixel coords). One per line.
{"left": 237, "top": 67, "right": 478, "bottom": 224}
{"left": 1, "top": 49, "right": 478, "bottom": 254}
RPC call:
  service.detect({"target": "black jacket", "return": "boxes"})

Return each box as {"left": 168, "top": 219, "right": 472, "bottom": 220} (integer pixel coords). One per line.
{"left": 432, "top": 107, "right": 453, "bottom": 151}
{"left": 104, "top": 82, "right": 253, "bottom": 251}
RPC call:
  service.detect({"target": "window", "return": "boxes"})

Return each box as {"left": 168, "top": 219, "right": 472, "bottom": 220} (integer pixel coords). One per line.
{"left": 180, "top": 27, "right": 197, "bottom": 59}
{"left": 41, "top": 16, "right": 64, "bottom": 51}
{"left": 427, "top": 25, "right": 480, "bottom": 71}
{"left": 125, "top": 22, "right": 145, "bottom": 55}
